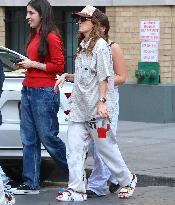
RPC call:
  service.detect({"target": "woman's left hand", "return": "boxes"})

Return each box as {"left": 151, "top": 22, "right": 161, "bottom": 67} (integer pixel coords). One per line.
{"left": 97, "top": 102, "right": 108, "bottom": 118}
{"left": 17, "top": 58, "right": 33, "bottom": 69}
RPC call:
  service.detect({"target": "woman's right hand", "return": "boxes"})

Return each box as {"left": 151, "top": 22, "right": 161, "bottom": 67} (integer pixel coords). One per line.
{"left": 54, "top": 73, "right": 67, "bottom": 93}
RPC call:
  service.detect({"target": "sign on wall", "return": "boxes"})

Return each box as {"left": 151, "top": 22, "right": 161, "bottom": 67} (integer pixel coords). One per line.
{"left": 141, "top": 42, "right": 158, "bottom": 62}
{"left": 140, "top": 20, "right": 160, "bottom": 62}
{"left": 140, "top": 20, "right": 160, "bottom": 42}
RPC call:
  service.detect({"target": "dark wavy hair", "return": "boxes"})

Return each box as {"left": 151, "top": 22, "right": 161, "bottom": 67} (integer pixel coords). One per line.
{"left": 26, "top": 0, "right": 62, "bottom": 62}
{"left": 97, "top": 11, "right": 110, "bottom": 42}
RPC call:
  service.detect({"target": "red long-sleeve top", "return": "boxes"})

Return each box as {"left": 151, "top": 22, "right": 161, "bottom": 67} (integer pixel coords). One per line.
{"left": 22, "top": 32, "right": 64, "bottom": 88}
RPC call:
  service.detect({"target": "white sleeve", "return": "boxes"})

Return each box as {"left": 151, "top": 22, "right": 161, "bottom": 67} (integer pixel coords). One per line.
{"left": 96, "top": 45, "right": 112, "bottom": 82}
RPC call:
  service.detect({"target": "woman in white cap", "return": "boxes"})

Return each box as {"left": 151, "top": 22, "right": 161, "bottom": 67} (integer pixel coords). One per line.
{"left": 86, "top": 11, "right": 127, "bottom": 198}
{"left": 54, "top": 5, "right": 137, "bottom": 202}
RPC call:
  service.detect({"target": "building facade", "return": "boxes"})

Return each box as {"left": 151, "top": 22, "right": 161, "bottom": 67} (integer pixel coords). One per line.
{"left": 1, "top": 0, "right": 175, "bottom": 122}
{"left": 0, "top": 0, "right": 175, "bottom": 82}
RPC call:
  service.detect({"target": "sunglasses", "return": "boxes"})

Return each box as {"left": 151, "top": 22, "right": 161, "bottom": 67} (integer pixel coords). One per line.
{"left": 75, "top": 16, "right": 92, "bottom": 23}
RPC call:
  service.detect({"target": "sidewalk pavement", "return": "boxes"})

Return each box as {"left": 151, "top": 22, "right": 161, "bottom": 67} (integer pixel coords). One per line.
{"left": 15, "top": 121, "right": 175, "bottom": 204}
{"left": 85, "top": 121, "right": 175, "bottom": 186}
{"left": 16, "top": 186, "right": 175, "bottom": 205}
{"left": 49, "top": 121, "right": 175, "bottom": 186}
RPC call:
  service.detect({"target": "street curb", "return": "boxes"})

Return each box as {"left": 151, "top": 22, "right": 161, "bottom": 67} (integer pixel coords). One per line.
{"left": 136, "top": 174, "right": 175, "bottom": 187}
{"left": 48, "top": 168, "right": 175, "bottom": 187}
{"left": 85, "top": 169, "right": 175, "bottom": 187}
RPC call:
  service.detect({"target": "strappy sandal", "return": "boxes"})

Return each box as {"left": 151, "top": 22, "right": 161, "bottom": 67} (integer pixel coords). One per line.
{"left": 118, "top": 174, "right": 137, "bottom": 199}
{"left": 56, "top": 188, "right": 87, "bottom": 202}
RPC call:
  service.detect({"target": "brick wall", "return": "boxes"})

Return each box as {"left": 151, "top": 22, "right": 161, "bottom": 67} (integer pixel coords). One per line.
{"left": 0, "top": 6, "right": 174, "bottom": 83}
{"left": 0, "top": 7, "right": 5, "bottom": 46}
{"left": 106, "top": 6, "right": 175, "bottom": 83}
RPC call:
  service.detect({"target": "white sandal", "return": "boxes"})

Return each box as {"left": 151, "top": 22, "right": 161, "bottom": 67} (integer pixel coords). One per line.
{"left": 118, "top": 174, "right": 137, "bottom": 199}
{"left": 56, "top": 188, "right": 87, "bottom": 202}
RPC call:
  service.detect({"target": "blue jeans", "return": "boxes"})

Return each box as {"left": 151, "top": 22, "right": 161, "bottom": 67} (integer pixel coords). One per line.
{"left": 20, "top": 87, "right": 68, "bottom": 189}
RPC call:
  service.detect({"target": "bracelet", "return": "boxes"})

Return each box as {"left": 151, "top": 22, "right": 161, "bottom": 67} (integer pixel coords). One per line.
{"left": 37, "top": 63, "right": 40, "bottom": 70}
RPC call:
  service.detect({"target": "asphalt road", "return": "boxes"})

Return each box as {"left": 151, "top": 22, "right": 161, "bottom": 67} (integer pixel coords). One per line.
{"left": 15, "top": 185, "right": 175, "bottom": 205}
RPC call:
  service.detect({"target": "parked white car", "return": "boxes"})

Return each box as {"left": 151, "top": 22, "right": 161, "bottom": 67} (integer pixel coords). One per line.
{"left": 0, "top": 48, "right": 73, "bottom": 181}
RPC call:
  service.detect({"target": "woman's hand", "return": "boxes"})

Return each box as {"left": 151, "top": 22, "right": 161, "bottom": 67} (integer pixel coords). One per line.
{"left": 54, "top": 73, "right": 67, "bottom": 93}
{"left": 97, "top": 102, "right": 108, "bottom": 118}
{"left": 16, "top": 58, "right": 33, "bottom": 69}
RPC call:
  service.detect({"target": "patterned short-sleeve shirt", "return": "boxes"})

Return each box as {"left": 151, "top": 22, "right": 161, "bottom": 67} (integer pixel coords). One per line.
{"left": 69, "top": 38, "right": 116, "bottom": 122}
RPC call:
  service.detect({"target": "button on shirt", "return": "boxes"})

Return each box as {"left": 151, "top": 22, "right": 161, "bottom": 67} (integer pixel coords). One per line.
{"left": 69, "top": 38, "right": 116, "bottom": 122}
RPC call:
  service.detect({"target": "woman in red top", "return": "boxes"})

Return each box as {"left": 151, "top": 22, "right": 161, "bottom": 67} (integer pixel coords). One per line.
{"left": 13, "top": 0, "right": 68, "bottom": 194}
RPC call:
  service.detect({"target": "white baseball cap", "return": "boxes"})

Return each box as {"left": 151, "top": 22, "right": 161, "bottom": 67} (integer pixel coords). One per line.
{"left": 72, "top": 5, "right": 96, "bottom": 18}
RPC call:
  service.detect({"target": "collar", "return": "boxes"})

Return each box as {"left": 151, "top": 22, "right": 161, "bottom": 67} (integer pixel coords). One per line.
{"left": 80, "top": 38, "right": 91, "bottom": 49}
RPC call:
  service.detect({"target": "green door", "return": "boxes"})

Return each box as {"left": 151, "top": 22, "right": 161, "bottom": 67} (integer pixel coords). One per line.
{"left": 5, "top": 7, "right": 29, "bottom": 55}
{"left": 64, "top": 11, "right": 78, "bottom": 73}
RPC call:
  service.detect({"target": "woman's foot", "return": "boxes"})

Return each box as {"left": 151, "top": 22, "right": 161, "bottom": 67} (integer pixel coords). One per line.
{"left": 86, "top": 190, "right": 104, "bottom": 198}
{"left": 5, "top": 193, "right": 15, "bottom": 205}
{"left": 56, "top": 188, "right": 87, "bottom": 202}
{"left": 118, "top": 174, "right": 137, "bottom": 199}
{"left": 109, "top": 183, "right": 120, "bottom": 193}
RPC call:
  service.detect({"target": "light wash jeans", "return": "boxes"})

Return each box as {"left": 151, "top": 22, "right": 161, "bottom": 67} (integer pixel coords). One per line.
{"left": 0, "top": 167, "right": 9, "bottom": 186}
{"left": 87, "top": 87, "right": 121, "bottom": 195}
{"left": 0, "top": 174, "right": 5, "bottom": 205}
{"left": 20, "top": 87, "right": 68, "bottom": 189}
{"left": 0, "top": 166, "right": 13, "bottom": 197}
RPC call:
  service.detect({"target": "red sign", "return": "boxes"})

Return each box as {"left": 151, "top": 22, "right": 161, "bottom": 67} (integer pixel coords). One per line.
{"left": 140, "top": 20, "right": 160, "bottom": 42}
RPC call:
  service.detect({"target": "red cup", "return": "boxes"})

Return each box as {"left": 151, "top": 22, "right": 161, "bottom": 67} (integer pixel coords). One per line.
{"left": 97, "top": 127, "right": 107, "bottom": 138}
